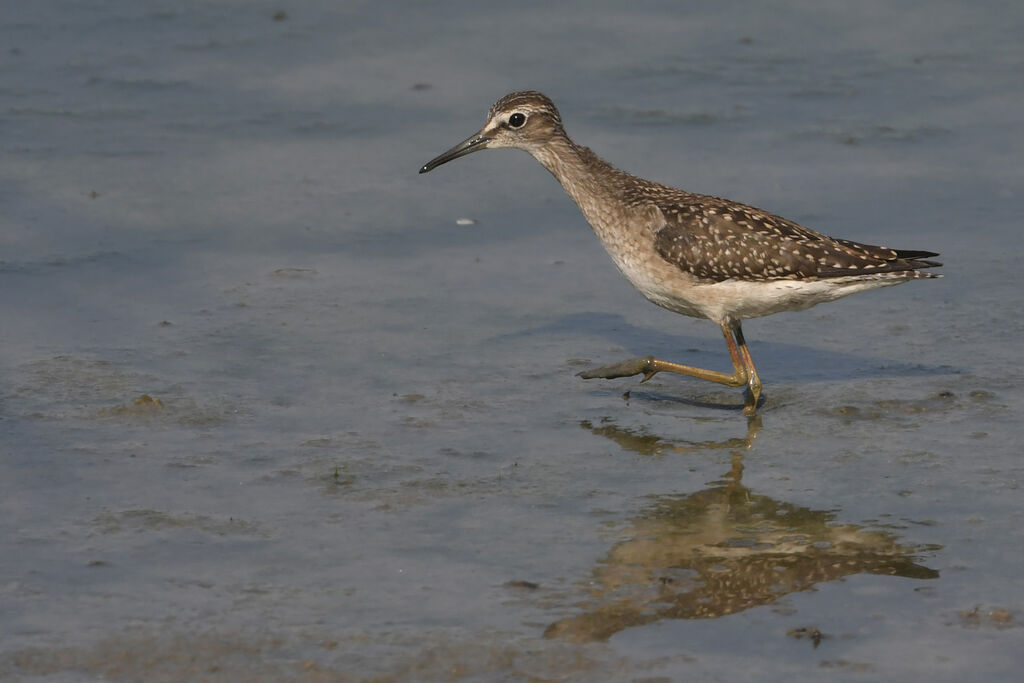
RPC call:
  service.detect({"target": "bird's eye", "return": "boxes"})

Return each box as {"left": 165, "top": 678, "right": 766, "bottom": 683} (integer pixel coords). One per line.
{"left": 508, "top": 112, "right": 527, "bottom": 128}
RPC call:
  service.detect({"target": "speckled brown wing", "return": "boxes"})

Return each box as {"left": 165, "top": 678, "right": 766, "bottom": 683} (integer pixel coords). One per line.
{"left": 643, "top": 190, "right": 941, "bottom": 282}
{"left": 825, "top": 239, "right": 942, "bottom": 276}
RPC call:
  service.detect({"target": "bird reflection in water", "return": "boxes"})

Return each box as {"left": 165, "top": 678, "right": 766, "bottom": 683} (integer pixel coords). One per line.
{"left": 544, "top": 420, "right": 940, "bottom": 643}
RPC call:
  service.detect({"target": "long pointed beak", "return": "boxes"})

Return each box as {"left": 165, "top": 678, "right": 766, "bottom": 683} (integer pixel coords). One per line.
{"left": 419, "top": 132, "right": 491, "bottom": 173}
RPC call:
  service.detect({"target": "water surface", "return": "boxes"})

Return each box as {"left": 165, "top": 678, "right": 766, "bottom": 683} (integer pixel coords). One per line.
{"left": 2, "top": 1, "right": 1022, "bottom": 680}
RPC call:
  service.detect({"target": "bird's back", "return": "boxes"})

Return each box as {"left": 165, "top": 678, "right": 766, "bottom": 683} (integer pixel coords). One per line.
{"left": 625, "top": 182, "right": 941, "bottom": 283}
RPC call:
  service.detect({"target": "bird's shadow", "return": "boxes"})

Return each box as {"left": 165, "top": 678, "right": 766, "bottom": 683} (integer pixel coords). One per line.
{"left": 498, "top": 312, "right": 958, "bottom": 385}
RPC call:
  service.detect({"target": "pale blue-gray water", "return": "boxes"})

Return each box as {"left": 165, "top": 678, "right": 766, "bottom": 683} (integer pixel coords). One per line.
{"left": 1, "top": 1, "right": 1022, "bottom": 680}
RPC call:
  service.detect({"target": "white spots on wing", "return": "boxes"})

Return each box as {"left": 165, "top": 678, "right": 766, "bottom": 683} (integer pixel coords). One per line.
{"left": 642, "top": 187, "right": 933, "bottom": 283}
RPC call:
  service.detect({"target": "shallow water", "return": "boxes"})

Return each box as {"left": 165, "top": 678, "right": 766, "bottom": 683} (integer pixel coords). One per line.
{"left": 2, "top": 1, "right": 1023, "bottom": 681}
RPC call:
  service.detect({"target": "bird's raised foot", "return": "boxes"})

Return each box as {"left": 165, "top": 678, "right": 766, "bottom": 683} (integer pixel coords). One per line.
{"left": 577, "top": 356, "right": 660, "bottom": 382}
{"left": 578, "top": 354, "right": 762, "bottom": 415}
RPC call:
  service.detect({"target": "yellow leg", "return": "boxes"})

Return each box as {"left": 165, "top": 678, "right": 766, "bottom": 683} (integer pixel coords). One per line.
{"left": 733, "top": 324, "right": 763, "bottom": 416}
{"left": 578, "top": 322, "right": 762, "bottom": 413}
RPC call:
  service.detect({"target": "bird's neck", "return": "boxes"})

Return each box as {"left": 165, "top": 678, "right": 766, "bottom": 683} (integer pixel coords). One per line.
{"left": 528, "top": 136, "right": 659, "bottom": 284}
{"left": 529, "top": 136, "right": 633, "bottom": 222}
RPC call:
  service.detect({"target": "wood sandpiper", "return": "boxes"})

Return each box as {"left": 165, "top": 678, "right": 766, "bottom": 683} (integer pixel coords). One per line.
{"left": 419, "top": 91, "right": 941, "bottom": 415}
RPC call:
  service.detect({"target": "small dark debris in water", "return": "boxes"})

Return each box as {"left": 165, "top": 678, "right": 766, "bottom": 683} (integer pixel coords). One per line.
{"left": 505, "top": 580, "right": 539, "bottom": 590}
{"left": 331, "top": 467, "right": 354, "bottom": 485}
{"left": 935, "top": 390, "right": 955, "bottom": 399}
{"left": 621, "top": 391, "right": 630, "bottom": 401}
{"left": 329, "top": 467, "right": 354, "bottom": 487}
{"left": 88, "top": 190, "right": 100, "bottom": 199}
{"left": 739, "top": 36, "right": 754, "bottom": 45}
{"left": 158, "top": 320, "right": 173, "bottom": 326}
{"left": 787, "top": 625, "right": 826, "bottom": 648}
{"left": 272, "top": 10, "right": 288, "bottom": 21}
{"left": 87, "top": 560, "right": 108, "bottom": 567}
{"left": 272, "top": 267, "right": 317, "bottom": 279}
{"left": 411, "top": 83, "right": 432, "bottom": 91}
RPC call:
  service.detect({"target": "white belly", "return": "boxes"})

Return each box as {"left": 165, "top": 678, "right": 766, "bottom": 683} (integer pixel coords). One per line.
{"left": 634, "top": 270, "right": 914, "bottom": 325}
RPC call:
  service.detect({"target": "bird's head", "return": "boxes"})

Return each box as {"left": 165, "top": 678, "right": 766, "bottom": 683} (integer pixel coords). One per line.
{"left": 419, "top": 91, "right": 564, "bottom": 173}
